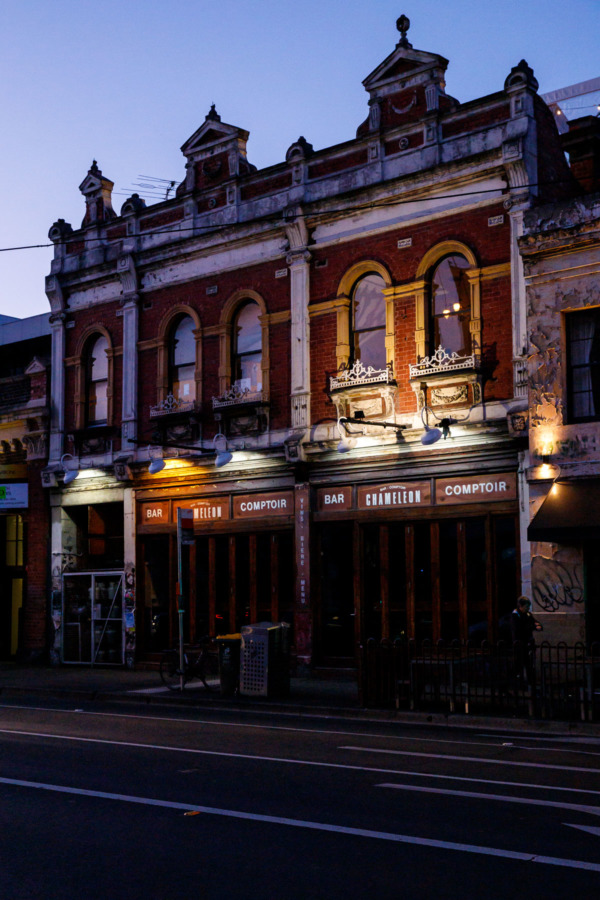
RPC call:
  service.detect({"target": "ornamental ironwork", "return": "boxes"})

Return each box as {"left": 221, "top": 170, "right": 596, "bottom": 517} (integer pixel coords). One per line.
{"left": 150, "top": 393, "right": 196, "bottom": 418}
{"left": 212, "top": 382, "right": 265, "bottom": 410}
{"left": 409, "top": 346, "right": 479, "bottom": 379}
{"left": 329, "top": 360, "right": 394, "bottom": 392}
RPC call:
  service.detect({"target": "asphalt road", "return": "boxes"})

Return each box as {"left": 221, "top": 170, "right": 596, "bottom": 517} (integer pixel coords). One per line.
{"left": 0, "top": 698, "right": 599, "bottom": 899}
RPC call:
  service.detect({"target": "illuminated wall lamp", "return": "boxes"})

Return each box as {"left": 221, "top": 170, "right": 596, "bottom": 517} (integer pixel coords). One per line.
{"left": 213, "top": 433, "right": 233, "bottom": 468}
{"left": 61, "top": 453, "right": 79, "bottom": 484}
{"left": 148, "top": 446, "right": 165, "bottom": 475}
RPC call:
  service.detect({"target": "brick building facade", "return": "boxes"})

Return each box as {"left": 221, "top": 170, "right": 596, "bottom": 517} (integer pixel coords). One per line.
{"left": 44, "top": 19, "right": 577, "bottom": 667}
{"left": 0, "top": 314, "right": 51, "bottom": 660}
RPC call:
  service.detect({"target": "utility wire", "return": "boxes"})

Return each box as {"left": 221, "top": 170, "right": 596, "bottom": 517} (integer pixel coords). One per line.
{"left": 0, "top": 177, "right": 577, "bottom": 255}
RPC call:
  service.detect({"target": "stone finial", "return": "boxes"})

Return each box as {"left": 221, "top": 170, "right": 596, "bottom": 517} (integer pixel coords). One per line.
{"left": 79, "top": 160, "right": 116, "bottom": 226}
{"left": 206, "top": 104, "right": 221, "bottom": 122}
{"left": 396, "top": 14, "right": 412, "bottom": 48}
{"left": 504, "top": 59, "right": 539, "bottom": 93}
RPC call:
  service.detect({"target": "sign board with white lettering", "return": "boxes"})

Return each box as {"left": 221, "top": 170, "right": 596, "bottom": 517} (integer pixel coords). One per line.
{"left": 139, "top": 501, "right": 169, "bottom": 524}
{"left": 357, "top": 482, "right": 431, "bottom": 510}
{"left": 173, "top": 497, "right": 230, "bottom": 522}
{"left": 233, "top": 491, "right": 294, "bottom": 519}
{"left": 316, "top": 486, "right": 352, "bottom": 511}
{"left": 435, "top": 473, "right": 517, "bottom": 505}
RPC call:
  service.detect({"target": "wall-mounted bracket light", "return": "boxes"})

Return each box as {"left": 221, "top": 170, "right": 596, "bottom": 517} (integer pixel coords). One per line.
{"left": 336, "top": 415, "right": 408, "bottom": 453}
{"left": 60, "top": 453, "right": 79, "bottom": 484}
{"left": 213, "top": 432, "right": 233, "bottom": 468}
{"left": 420, "top": 406, "right": 474, "bottom": 445}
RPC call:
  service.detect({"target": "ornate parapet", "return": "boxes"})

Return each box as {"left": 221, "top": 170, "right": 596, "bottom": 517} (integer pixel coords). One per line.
{"left": 329, "top": 360, "right": 394, "bottom": 392}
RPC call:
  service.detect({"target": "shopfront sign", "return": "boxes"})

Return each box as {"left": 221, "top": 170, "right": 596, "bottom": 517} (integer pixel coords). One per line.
{"left": 357, "top": 481, "right": 431, "bottom": 510}
{"left": 139, "top": 501, "right": 169, "bottom": 524}
{"left": 435, "top": 473, "right": 517, "bottom": 505}
{"left": 0, "top": 483, "right": 28, "bottom": 509}
{"left": 233, "top": 491, "right": 294, "bottom": 518}
{"left": 316, "top": 486, "right": 353, "bottom": 511}
{"left": 174, "top": 497, "right": 230, "bottom": 522}
{"left": 0, "top": 465, "right": 27, "bottom": 479}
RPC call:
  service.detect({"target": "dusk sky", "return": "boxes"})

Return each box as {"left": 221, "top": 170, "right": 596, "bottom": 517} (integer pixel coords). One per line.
{"left": 2, "top": 0, "right": 599, "bottom": 319}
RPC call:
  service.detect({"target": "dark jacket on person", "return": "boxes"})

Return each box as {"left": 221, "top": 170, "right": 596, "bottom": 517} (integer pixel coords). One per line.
{"left": 510, "top": 608, "right": 540, "bottom": 646}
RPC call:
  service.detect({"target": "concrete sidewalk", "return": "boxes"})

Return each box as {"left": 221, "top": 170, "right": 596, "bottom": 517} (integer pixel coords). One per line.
{"left": 0, "top": 661, "right": 361, "bottom": 714}
{"left": 2, "top": 661, "right": 600, "bottom": 735}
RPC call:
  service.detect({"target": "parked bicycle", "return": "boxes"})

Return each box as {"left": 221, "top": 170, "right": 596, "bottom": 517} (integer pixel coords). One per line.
{"left": 159, "top": 636, "right": 220, "bottom": 692}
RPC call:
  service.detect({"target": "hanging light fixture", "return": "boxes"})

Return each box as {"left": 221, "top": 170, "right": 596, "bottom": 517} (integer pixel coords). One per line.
{"left": 336, "top": 418, "right": 356, "bottom": 453}
{"left": 60, "top": 453, "right": 79, "bottom": 484}
{"left": 148, "top": 446, "right": 165, "bottom": 474}
{"left": 213, "top": 432, "right": 233, "bottom": 468}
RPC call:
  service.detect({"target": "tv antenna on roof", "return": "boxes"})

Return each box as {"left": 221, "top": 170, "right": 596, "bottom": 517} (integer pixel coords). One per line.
{"left": 131, "top": 174, "right": 179, "bottom": 200}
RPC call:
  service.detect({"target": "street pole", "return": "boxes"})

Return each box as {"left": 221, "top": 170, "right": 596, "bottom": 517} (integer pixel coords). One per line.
{"left": 176, "top": 508, "right": 194, "bottom": 692}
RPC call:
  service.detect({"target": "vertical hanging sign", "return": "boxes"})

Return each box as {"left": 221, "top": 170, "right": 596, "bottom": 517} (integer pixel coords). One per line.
{"left": 294, "top": 483, "right": 311, "bottom": 667}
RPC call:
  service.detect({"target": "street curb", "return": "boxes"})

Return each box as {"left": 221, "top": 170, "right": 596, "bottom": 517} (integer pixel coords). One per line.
{"left": 2, "top": 684, "right": 600, "bottom": 737}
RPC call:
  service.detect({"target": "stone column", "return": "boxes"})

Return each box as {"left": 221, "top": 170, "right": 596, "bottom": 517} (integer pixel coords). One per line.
{"left": 287, "top": 247, "right": 311, "bottom": 429}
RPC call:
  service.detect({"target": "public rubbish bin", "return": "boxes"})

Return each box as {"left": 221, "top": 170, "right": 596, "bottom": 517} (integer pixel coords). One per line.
{"left": 216, "top": 634, "right": 241, "bottom": 697}
{"left": 240, "top": 621, "right": 290, "bottom": 698}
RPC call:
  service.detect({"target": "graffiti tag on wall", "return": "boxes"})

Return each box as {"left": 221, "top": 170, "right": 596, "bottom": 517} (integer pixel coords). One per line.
{"left": 531, "top": 555, "right": 584, "bottom": 611}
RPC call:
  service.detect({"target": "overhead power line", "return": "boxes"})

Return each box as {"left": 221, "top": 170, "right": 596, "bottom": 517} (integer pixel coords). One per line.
{"left": 0, "top": 177, "right": 576, "bottom": 255}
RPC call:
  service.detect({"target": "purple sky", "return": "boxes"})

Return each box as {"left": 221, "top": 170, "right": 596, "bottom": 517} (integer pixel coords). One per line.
{"left": 2, "top": 0, "right": 599, "bottom": 318}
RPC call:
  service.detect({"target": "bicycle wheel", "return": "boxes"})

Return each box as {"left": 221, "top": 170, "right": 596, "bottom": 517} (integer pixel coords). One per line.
{"left": 199, "top": 650, "right": 220, "bottom": 692}
{"left": 160, "top": 650, "right": 187, "bottom": 691}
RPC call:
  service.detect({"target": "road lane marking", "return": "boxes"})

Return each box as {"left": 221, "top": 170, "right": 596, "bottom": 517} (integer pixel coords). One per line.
{"left": 0, "top": 774, "right": 599, "bottom": 872}
{"left": 340, "top": 745, "right": 600, "bottom": 775}
{"left": 377, "top": 783, "right": 600, "bottom": 817}
{"left": 565, "top": 823, "right": 600, "bottom": 837}
{"left": 3, "top": 727, "right": 600, "bottom": 797}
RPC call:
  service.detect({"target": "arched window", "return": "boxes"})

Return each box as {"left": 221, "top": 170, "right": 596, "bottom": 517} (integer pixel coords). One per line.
{"left": 430, "top": 254, "right": 471, "bottom": 356}
{"left": 85, "top": 335, "right": 109, "bottom": 425}
{"left": 168, "top": 315, "right": 196, "bottom": 402}
{"left": 351, "top": 273, "right": 387, "bottom": 370}
{"left": 233, "top": 301, "right": 262, "bottom": 392}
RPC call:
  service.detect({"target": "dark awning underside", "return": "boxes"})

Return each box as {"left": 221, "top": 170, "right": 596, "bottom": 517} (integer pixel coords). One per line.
{"left": 528, "top": 479, "right": 600, "bottom": 543}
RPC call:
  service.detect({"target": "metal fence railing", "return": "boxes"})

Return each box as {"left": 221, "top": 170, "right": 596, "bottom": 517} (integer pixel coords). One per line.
{"left": 357, "top": 639, "right": 600, "bottom": 721}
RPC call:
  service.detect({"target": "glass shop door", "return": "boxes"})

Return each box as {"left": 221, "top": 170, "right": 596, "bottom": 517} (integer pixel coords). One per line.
{"left": 62, "top": 571, "right": 124, "bottom": 665}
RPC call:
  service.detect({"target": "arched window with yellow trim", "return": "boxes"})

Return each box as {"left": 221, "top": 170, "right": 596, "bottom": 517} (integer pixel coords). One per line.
{"left": 351, "top": 273, "right": 387, "bottom": 370}
{"left": 168, "top": 315, "right": 196, "bottom": 402}
{"left": 232, "top": 300, "right": 262, "bottom": 392}
{"left": 85, "top": 334, "right": 109, "bottom": 426}
{"left": 430, "top": 254, "right": 471, "bottom": 356}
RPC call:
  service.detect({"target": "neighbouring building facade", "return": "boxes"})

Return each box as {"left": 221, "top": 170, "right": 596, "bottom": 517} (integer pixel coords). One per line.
{"left": 520, "top": 120, "right": 600, "bottom": 647}
{"left": 0, "top": 314, "right": 51, "bottom": 660}
{"left": 44, "top": 18, "right": 579, "bottom": 668}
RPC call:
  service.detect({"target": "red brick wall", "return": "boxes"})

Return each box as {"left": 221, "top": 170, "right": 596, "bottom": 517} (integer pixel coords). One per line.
{"left": 309, "top": 203, "right": 513, "bottom": 419}
{"left": 137, "top": 260, "right": 293, "bottom": 438}
{"left": 22, "top": 458, "right": 50, "bottom": 655}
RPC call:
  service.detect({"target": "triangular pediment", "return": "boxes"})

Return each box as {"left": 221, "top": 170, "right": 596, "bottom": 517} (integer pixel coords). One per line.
{"left": 78, "top": 173, "right": 103, "bottom": 195}
{"left": 363, "top": 46, "right": 448, "bottom": 94}
{"left": 181, "top": 108, "right": 249, "bottom": 159}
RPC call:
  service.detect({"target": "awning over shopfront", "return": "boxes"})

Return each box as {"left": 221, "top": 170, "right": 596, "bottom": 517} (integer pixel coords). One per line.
{"left": 528, "top": 479, "right": 600, "bottom": 543}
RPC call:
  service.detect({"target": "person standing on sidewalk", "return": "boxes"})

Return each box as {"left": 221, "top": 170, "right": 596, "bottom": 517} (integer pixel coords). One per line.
{"left": 510, "top": 596, "right": 542, "bottom": 686}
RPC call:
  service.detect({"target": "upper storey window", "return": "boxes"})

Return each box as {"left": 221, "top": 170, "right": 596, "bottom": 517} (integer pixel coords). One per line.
{"left": 168, "top": 315, "right": 196, "bottom": 402}
{"left": 566, "top": 308, "right": 600, "bottom": 422}
{"left": 430, "top": 254, "right": 471, "bottom": 357}
{"left": 351, "top": 274, "right": 387, "bottom": 371}
{"left": 85, "top": 335, "right": 109, "bottom": 426}
{"left": 233, "top": 301, "right": 262, "bottom": 393}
